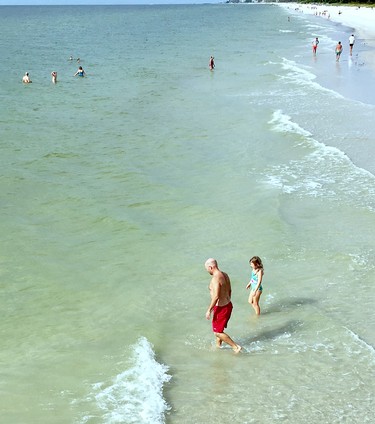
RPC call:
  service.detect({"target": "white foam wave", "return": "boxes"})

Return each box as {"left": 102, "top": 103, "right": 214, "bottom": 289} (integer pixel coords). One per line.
{"left": 345, "top": 327, "right": 375, "bottom": 358}
{"left": 269, "top": 109, "right": 312, "bottom": 137}
{"left": 281, "top": 57, "right": 316, "bottom": 82}
{"left": 84, "top": 337, "right": 171, "bottom": 424}
{"left": 348, "top": 252, "right": 375, "bottom": 279}
{"left": 264, "top": 110, "right": 375, "bottom": 208}
{"left": 264, "top": 154, "right": 375, "bottom": 206}
{"left": 306, "top": 23, "right": 325, "bottom": 31}
{"left": 279, "top": 58, "right": 344, "bottom": 99}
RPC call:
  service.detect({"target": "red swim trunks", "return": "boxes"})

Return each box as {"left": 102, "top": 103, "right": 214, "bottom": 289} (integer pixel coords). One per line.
{"left": 212, "top": 302, "right": 233, "bottom": 333}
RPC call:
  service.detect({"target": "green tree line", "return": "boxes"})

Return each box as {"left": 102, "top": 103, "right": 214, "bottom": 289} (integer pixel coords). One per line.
{"left": 296, "top": 1, "right": 375, "bottom": 5}
{"left": 227, "top": 1, "right": 375, "bottom": 4}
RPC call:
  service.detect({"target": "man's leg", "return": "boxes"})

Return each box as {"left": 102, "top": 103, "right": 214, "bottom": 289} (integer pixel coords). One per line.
{"left": 216, "top": 335, "right": 222, "bottom": 348}
{"left": 215, "top": 332, "right": 241, "bottom": 353}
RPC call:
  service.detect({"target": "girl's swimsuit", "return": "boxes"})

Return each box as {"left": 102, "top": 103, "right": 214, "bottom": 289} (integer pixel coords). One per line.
{"left": 250, "top": 270, "right": 263, "bottom": 292}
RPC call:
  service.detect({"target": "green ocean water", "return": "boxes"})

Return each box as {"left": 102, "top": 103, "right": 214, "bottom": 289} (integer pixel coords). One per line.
{"left": 0, "top": 4, "right": 374, "bottom": 423}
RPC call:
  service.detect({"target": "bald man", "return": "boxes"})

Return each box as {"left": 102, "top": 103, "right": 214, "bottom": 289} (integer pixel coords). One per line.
{"left": 205, "top": 258, "right": 241, "bottom": 353}
{"left": 22, "top": 72, "right": 31, "bottom": 83}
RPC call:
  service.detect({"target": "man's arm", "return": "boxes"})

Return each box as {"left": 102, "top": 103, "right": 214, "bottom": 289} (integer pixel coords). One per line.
{"left": 206, "top": 278, "right": 220, "bottom": 320}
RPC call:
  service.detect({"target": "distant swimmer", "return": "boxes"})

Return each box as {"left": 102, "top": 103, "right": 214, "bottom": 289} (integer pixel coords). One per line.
{"left": 246, "top": 256, "right": 264, "bottom": 316}
{"left": 22, "top": 72, "right": 32, "bottom": 83}
{"left": 69, "top": 55, "right": 73, "bottom": 61}
{"left": 209, "top": 55, "right": 215, "bottom": 71}
{"left": 205, "top": 258, "right": 241, "bottom": 353}
{"left": 335, "top": 41, "right": 343, "bottom": 61}
{"left": 74, "top": 66, "right": 86, "bottom": 77}
{"left": 51, "top": 71, "right": 57, "bottom": 84}
{"left": 349, "top": 34, "right": 355, "bottom": 56}
{"left": 312, "top": 37, "right": 319, "bottom": 55}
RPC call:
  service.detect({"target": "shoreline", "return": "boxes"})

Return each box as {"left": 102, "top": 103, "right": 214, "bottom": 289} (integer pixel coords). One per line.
{"left": 276, "top": 2, "right": 375, "bottom": 176}
{"left": 276, "top": 3, "right": 375, "bottom": 37}
{"left": 277, "top": 2, "right": 375, "bottom": 74}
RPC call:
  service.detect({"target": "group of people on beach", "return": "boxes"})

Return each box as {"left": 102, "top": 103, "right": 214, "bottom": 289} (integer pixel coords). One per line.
{"left": 22, "top": 57, "right": 86, "bottom": 84}
{"left": 204, "top": 256, "right": 264, "bottom": 353}
{"left": 312, "top": 33, "right": 355, "bottom": 62}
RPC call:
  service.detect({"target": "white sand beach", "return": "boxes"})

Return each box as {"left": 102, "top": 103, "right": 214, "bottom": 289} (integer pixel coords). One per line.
{"left": 276, "top": 2, "right": 375, "bottom": 174}
{"left": 278, "top": 2, "right": 375, "bottom": 75}
{"left": 278, "top": 3, "right": 375, "bottom": 39}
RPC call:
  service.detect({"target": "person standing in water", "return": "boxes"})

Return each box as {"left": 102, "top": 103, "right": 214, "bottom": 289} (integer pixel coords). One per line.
{"left": 335, "top": 41, "right": 343, "bottom": 61}
{"left": 51, "top": 71, "right": 57, "bottom": 83}
{"left": 205, "top": 258, "right": 241, "bottom": 353}
{"left": 74, "top": 66, "right": 86, "bottom": 77}
{"left": 312, "top": 37, "right": 319, "bottom": 55}
{"left": 246, "top": 256, "right": 264, "bottom": 316}
{"left": 209, "top": 55, "right": 215, "bottom": 70}
{"left": 349, "top": 34, "right": 355, "bottom": 56}
{"left": 22, "top": 72, "right": 32, "bottom": 83}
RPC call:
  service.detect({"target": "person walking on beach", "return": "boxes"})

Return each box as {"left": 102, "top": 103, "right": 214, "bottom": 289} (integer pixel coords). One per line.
{"left": 335, "top": 41, "right": 343, "bottom": 61}
{"left": 22, "top": 72, "right": 31, "bottom": 83}
{"left": 349, "top": 34, "right": 355, "bottom": 56}
{"left": 205, "top": 258, "right": 241, "bottom": 353}
{"left": 246, "top": 256, "right": 264, "bottom": 316}
{"left": 51, "top": 71, "right": 57, "bottom": 84}
{"left": 209, "top": 55, "right": 215, "bottom": 70}
{"left": 312, "top": 37, "right": 319, "bottom": 55}
{"left": 74, "top": 66, "right": 86, "bottom": 77}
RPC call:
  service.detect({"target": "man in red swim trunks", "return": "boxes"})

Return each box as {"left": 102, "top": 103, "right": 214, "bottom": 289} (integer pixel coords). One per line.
{"left": 312, "top": 37, "right": 319, "bottom": 55}
{"left": 205, "top": 258, "right": 241, "bottom": 353}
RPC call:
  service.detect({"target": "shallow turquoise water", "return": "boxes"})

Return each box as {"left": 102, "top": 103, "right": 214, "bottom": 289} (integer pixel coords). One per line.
{"left": 0, "top": 4, "right": 374, "bottom": 423}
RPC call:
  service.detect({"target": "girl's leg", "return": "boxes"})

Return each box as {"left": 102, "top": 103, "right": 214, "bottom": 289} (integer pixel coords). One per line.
{"left": 248, "top": 291, "right": 255, "bottom": 309}
{"left": 249, "top": 291, "right": 258, "bottom": 314}
{"left": 252, "top": 290, "right": 262, "bottom": 315}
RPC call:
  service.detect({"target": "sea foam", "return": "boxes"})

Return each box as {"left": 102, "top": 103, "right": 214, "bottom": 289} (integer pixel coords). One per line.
{"left": 268, "top": 109, "right": 312, "bottom": 138}
{"left": 83, "top": 337, "right": 171, "bottom": 424}
{"left": 279, "top": 58, "right": 344, "bottom": 99}
{"left": 266, "top": 109, "right": 375, "bottom": 207}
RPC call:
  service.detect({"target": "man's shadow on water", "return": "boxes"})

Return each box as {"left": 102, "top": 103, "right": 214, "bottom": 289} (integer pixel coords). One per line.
{"left": 242, "top": 320, "right": 303, "bottom": 346}
{"left": 241, "top": 298, "right": 318, "bottom": 347}
{"left": 261, "top": 297, "right": 318, "bottom": 316}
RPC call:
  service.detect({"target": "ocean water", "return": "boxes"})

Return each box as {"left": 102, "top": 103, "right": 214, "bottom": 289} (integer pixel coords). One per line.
{"left": 0, "top": 4, "right": 374, "bottom": 423}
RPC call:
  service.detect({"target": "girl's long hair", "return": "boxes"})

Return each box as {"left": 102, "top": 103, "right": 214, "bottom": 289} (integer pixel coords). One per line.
{"left": 249, "top": 256, "right": 263, "bottom": 270}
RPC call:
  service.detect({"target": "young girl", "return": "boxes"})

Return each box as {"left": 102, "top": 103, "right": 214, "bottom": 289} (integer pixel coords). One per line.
{"left": 246, "top": 256, "right": 264, "bottom": 315}
{"left": 74, "top": 66, "right": 86, "bottom": 77}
